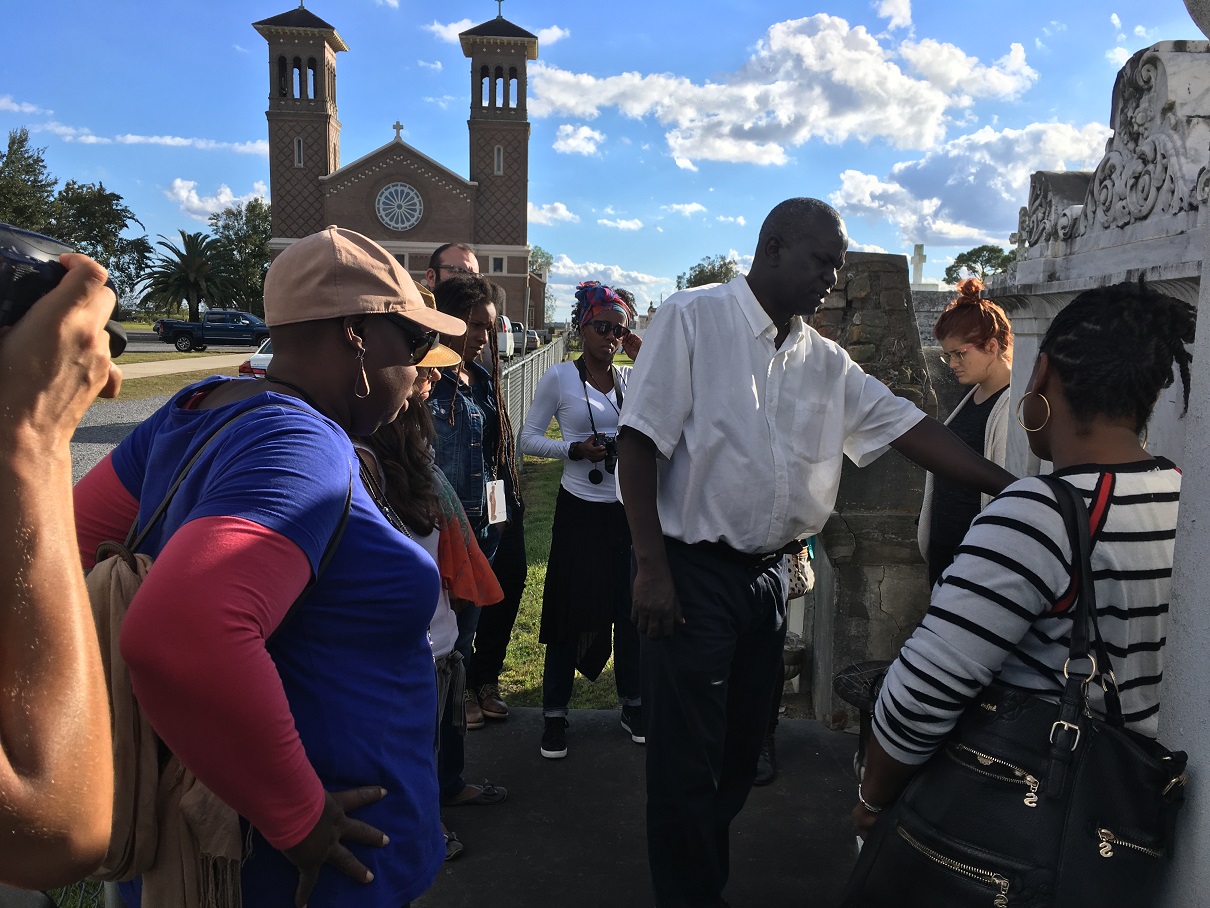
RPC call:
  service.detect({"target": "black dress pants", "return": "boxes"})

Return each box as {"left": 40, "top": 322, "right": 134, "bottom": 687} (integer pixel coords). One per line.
{"left": 642, "top": 538, "right": 787, "bottom": 907}
{"left": 468, "top": 513, "right": 527, "bottom": 689}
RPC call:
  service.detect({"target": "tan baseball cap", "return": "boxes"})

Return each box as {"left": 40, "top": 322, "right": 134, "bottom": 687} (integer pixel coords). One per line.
{"left": 264, "top": 226, "right": 465, "bottom": 367}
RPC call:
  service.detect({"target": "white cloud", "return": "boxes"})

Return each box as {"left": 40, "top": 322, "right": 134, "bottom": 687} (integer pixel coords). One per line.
{"left": 376, "top": 0, "right": 399, "bottom": 7}
{"left": 663, "top": 202, "right": 707, "bottom": 216}
{"left": 553, "top": 124, "right": 604, "bottom": 155}
{"left": 1110, "top": 13, "right": 1122, "bottom": 30}
{"left": 546, "top": 254, "right": 672, "bottom": 316}
{"left": 425, "top": 19, "right": 474, "bottom": 43}
{"left": 829, "top": 120, "right": 1111, "bottom": 247}
{"left": 418, "top": 60, "right": 443, "bottom": 72}
{"left": 538, "top": 26, "right": 569, "bottom": 46}
{"left": 899, "top": 40, "right": 1037, "bottom": 103}
{"left": 424, "top": 95, "right": 459, "bottom": 109}
{"left": 165, "top": 179, "right": 269, "bottom": 223}
{"left": 528, "top": 201, "right": 580, "bottom": 225}
{"left": 876, "top": 0, "right": 911, "bottom": 30}
{"left": 716, "top": 215, "right": 747, "bottom": 226}
{"left": 1, "top": 96, "right": 50, "bottom": 115}
{"left": 1106, "top": 47, "right": 1131, "bottom": 66}
{"left": 1041, "top": 21, "right": 1066, "bottom": 37}
{"left": 1134, "top": 25, "right": 1154, "bottom": 39}
{"left": 849, "top": 241, "right": 889, "bottom": 253}
{"left": 115, "top": 134, "right": 269, "bottom": 156}
{"left": 233, "top": 44, "right": 249, "bottom": 54}
{"left": 529, "top": 15, "right": 1042, "bottom": 169}
{"left": 598, "top": 218, "right": 643, "bottom": 230}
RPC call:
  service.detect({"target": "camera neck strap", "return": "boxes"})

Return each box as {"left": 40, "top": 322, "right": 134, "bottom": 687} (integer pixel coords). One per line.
{"left": 574, "top": 357, "right": 622, "bottom": 438}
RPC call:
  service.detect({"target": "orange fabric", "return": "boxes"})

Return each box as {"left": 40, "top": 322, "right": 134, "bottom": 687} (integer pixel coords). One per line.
{"left": 433, "top": 467, "right": 503, "bottom": 607}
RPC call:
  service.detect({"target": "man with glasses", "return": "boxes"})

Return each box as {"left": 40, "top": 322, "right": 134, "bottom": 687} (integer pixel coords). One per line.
{"left": 617, "top": 198, "right": 1017, "bottom": 908}
{"left": 425, "top": 242, "right": 482, "bottom": 290}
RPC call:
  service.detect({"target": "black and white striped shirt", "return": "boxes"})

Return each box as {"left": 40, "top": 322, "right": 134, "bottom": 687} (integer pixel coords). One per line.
{"left": 874, "top": 459, "right": 1180, "bottom": 765}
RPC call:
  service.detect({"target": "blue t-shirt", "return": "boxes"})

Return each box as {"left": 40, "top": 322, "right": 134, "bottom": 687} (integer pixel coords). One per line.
{"left": 111, "top": 377, "right": 443, "bottom": 906}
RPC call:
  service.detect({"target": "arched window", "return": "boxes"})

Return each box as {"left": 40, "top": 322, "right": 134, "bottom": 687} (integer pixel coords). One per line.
{"left": 508, "top": 67, "right": 519, "bottom": 108}
{"left": 292, "top": 57, "right": 303, "bottom": 99}
{"left": 480, "top": 65, "right": 490, "bottom": 107}
{"left": 276, "top": 56, "right": 288, "bottom": 97}
{"left": 494, "top": 66, "right": 505, "bottom": 108}
{"left": 494, "top": 145, "right": 504, "bottom": 175}
{"left": 308, "top": 58, "right": 319, "bottom": 100}
{"left": 294, "top": 137, "right": 304, "bottom": 167}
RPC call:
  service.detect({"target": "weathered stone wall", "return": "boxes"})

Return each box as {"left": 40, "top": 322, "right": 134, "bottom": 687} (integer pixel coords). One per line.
{"left": 806, "top": 252, "right": 936, "bottom": 728}
{"left": 911, "top": 289, "right": 952, "bottom": 347}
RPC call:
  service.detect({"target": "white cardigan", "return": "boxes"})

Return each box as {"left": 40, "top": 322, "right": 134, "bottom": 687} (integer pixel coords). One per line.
{"left": 917, "top": 386, "right": 1010, "bottom": 560}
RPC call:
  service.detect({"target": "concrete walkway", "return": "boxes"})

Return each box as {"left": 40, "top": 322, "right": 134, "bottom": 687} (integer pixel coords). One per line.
{"left": 118, "top": 353, "right": 248, "bottom": 380}
{"left": 417, "top": 707, "right": 860, "bottom": 908}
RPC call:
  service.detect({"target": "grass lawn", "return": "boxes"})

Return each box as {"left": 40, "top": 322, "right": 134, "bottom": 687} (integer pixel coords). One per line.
{"left": 97, "top": 365, "right": 243, "bottom": 403}
{"left": 119, "top": 351, "right": 233, "bottom": 364}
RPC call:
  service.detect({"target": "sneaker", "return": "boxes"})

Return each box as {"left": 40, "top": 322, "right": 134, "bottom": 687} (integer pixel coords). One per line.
{"left": 463, "top": 687, "right": 485, "bottom": 730}
{"left": 753, "top": 733, "right": 777, "bottom": 786}
{"left": 620, "top": 704, "right": 647, "bottom": 744}
{"left": 540, "top": 716, "right": 569, "bottom": 759}
{"left": 477, "top": 682, "right": 509, "bottom": 720}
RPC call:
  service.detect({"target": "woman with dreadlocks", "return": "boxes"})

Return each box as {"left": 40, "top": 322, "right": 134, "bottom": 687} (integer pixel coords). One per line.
{"left": 428, "top": 276, "right": 518, "bottom": 808}
{"left": 519, "top": 281, "right": 644, "bottom": 759}
{"left": 844, "top": 280, "right": 1195, "bottom": 906}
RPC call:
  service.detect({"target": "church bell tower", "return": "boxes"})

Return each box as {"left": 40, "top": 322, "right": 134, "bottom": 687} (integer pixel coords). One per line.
{"left": 254, "top": 5, "right": 346, "bottom": 240}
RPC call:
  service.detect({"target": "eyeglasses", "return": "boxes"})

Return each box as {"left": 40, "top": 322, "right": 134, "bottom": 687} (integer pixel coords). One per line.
{"left": 588, "top": 320, "right": 631, "bottom": 340}
{"left": 385, "top": 314, "right": 439, "bottom": 365}
{"left": 939, "top": 343, "right": 978, "bottom": 366}
{"left": 437, "top": 264, "right": 482, "bottom": 278}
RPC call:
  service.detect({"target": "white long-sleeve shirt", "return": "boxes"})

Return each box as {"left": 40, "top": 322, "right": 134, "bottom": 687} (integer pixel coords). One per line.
{"left": 520, "top": 359, "right": 631, "bottom": 503}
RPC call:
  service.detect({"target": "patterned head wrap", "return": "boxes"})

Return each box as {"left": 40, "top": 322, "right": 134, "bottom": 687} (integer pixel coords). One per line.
{"left": 573, "top": 281, "right": 636, "bottom": 329}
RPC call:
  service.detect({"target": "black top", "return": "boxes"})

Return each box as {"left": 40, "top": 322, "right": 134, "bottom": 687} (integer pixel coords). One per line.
{"left": 930, "top": 387, "right": 1007, "bottom": 547}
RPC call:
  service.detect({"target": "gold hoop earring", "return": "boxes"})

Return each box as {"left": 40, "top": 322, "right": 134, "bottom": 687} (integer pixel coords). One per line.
{"left": 354, "top": 348, "right": 370, "bottom": 399}
{"left": 1015, "top": 392, "right": 1050, "bottom": 432}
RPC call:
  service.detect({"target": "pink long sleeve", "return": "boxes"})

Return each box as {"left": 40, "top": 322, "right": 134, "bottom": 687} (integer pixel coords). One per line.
{"left": 74, "top": 453, "right": 140, "bottom": 570}
{"left": 119, "top": 515, "right": 326, "bottom": 849}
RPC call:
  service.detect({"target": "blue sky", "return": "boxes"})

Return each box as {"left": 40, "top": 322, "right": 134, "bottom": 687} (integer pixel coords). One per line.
{"left": 2, "top": 1, "right": 1202, "bottom": 319}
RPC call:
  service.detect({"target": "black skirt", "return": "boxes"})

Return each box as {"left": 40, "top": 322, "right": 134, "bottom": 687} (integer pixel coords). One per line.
{"left": 538, "top": 486, "right": 632, "bottom": 680}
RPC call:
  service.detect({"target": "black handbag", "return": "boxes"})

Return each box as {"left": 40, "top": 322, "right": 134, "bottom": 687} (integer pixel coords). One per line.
{"left": 841, "top": 475, "right": 1188, "bottom": 908}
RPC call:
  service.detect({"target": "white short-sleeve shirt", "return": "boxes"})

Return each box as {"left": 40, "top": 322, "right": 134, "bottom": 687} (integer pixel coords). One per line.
{"left": 618, "top": 275, "right": 924, "bottom": 553}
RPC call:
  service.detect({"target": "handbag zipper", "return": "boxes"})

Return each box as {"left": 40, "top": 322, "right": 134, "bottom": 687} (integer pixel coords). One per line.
{"left": 1096, "top": 828, "right": 1164, "bottom": 859}
{"left": 947, "top": 743, "right": 1041, "bottom": 808}
{"left": 897, "top": 826, "right": 1011, "bottom": 907}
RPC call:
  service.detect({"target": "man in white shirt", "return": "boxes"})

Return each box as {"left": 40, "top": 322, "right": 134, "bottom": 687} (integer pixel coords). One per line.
{"left": 617, "top": 197, "right": 1015, "bottom": 908}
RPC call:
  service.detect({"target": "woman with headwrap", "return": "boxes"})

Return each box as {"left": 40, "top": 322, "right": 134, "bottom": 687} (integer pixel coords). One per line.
{"left": 520, "top": 281, "right": 643, "bottom": 759}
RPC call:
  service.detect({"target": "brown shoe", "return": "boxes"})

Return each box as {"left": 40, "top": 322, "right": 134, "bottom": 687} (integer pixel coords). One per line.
{"left": 463, "top": 687, "right": 485, "bottom": 729}
{"left": 477, "top": 682, "right": 509, "bottom": 720}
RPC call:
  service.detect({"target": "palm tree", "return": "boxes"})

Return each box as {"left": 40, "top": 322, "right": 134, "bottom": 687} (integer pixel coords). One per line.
{"left": 140, "top": 230, "right": 236, "bottom": 322}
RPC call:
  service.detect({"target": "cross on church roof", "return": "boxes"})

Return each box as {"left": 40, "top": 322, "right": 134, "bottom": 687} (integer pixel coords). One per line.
{"left": 393, "top": 120, "right": 404, "bottom": 141}
{"left": 497, "top": 0, "right": 504, "bottom": 18}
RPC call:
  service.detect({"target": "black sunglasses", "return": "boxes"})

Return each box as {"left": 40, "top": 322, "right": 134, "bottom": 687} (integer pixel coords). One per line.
{"left": 437, "top": 264, "right": 483, "bottom": 278}
{"left": 384, "top": 314, "right": 439, "bottom": 365}
{"left": 588, "top": 319, "right": 630, "bottom": 339}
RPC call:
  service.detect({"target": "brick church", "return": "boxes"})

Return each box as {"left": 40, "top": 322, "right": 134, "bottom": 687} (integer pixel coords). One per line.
{"left": 252, "top": 5, "right": 546, "bottom": 327}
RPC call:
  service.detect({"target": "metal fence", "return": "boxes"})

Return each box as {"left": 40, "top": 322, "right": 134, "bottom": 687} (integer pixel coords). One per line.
{"left": 500, "top": 334, "right": 567, "bottom": 449}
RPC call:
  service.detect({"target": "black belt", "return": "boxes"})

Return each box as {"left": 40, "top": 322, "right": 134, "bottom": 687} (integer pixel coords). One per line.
{"left": 680, "top": 538, "right": 786, "bottom": 572}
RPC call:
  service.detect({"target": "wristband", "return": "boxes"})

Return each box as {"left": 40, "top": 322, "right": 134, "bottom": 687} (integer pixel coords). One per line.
{"left": 568, "top": 442, "right": 583, "bottom": 461}
{"left": 857, "top": 784, "right": 884, "bottom": 814}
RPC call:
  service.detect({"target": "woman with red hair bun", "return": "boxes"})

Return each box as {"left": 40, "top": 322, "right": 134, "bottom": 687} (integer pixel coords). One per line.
{"left": 918, "top": 278, "right": 1014, "bottom": 586}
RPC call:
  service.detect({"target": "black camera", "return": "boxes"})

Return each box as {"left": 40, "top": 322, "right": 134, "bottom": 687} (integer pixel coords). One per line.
{"left": 0, "top": 223, "right": 126, "bottom": 356}
{"left": 601, "top": 434, "right": 618, "bottom": 475}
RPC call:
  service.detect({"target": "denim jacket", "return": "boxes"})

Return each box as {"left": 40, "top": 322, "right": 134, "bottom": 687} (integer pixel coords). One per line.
{"left": 429, "top": 363, "right": 492, "bottom": 531}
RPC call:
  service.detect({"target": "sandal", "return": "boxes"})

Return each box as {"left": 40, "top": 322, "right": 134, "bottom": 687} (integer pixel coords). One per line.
{"left": 441, "top": 779, "right": 508, "bottom": 807}
{"left": 444, "top": 827, "right": 465, "bottom": 861}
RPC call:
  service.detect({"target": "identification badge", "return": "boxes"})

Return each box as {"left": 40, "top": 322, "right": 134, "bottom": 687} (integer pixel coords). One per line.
{"left": 486, "top": 479, "right": 508, "bottom": 525}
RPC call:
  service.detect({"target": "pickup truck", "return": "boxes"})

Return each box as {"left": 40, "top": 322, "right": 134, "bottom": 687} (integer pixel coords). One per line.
{"left": 153, "top": 310, "right": 269, "bottom": 352}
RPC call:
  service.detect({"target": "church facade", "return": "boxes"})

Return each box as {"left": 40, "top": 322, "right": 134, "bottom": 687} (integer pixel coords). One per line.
{"left": 252, "top": 6, "right": 545, "bottom": 327}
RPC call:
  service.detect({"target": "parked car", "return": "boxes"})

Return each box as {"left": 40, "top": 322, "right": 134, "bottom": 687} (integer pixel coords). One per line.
{"left": 496, "top": 313, "right": 515, "bottom": 360}
{"left": 153, "top": 309, "right": 269, "bottom": 352}
{"left": 237, "top": 337, "right": 274, "bottom": 377}
{"left": 511, "top": 320, "right": 524, "bottom": 352}
{"left": 526, "top": 329, "right": 540, "bottom": 351}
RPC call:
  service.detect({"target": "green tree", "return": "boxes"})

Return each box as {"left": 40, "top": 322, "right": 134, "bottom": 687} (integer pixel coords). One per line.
{"left": 50, "top": 180, "right": 152, "bottom": 304}
{"left": 0, "top": 128, "right": 57, "bottom": 234}
{"left": 141, "top": 231, "right": 236, "bottom": 323}
{"left": 676, "top": 253, "right": 741, "bottom": 290}
{"left": 943, "top": 245, "right": 1015, "bottom": 284}
{"left": 529, "top": 245, "right": 557, "bottom": 326}
{"left": 208, "top": 198, "right": 272, "bottom": 317}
